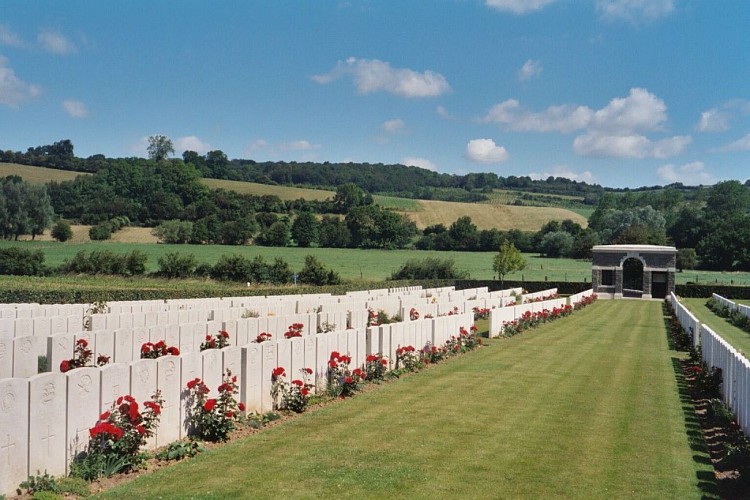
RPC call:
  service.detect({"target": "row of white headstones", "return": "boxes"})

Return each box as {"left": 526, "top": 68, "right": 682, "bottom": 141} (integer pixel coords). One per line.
{"left": 1, "top": 284, "right": 548, "bottom": 496}
{"left": 669, "top": 292, "right": 750, "bottom": 441}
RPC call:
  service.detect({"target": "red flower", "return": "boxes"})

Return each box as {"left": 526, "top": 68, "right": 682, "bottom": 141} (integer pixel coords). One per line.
{"left": 99, "top": 411, "right": 111, "bottom": 420}
{"left": 330, "top": 351, "right": 340, "bottom": 361}
{"left": 136, "top": 424, "right": 146, "bottom": 435}
{"left": 292, "top": 379, "right": 304, "bottom": 387}
{"left": 144, "top": 401, "right": 161, "bottom": 415}
{"left": 381, "top": 359, "right": 388, "bottom": 366}
{"left": 203, "top": 399, "right": 217, "bottom": 412}
{"left": 304, "top": 367, "right": 313, "bottom": 374}
{"left": 220, "top": 330, "right": 229, "bottom": 338}
{"left": 226, "top": 411, "right": 234, "bottom": 419}
{"left": 167, "top": 346, "right": 180, "bottom": 355}
{"left": 187, "top": 377, "right": 201, "bottom": 390}
{"left": 128, "top": 402, "right": 140, "bottom": 422}
{"left": 328, "top": 360, "right": 338, "bottom": 369}
{"left": 60, "top": 360, "right": 70, "bottom": 372}
{"left": 76, "top": 338, "right": 88, "bottom": 347}
{"left": 301, "top": 388, "right": 309, "bottom": 396}
{"left": 155, "top": 340, "right": 166, "bottom": 349}
{"left": 238, "top": 402, "right": 246, "bottom": 412}
{"left": 272, "top": 367, "right": 286, "bottom": 378}
{"left": 345, "top": 376, "right": 354, "bottom": 384}
{"left": 205, "top": 335, "right": 212, "bottom": 341}
{"left": 141, "top": 343, "right": 152, "bottom": 353}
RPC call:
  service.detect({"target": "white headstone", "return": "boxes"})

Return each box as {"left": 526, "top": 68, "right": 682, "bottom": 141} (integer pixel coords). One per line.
{"left": 290, "top": 337, "right": 304, "bottom": 376}
{"left": 260, "top": 342, "right": 278, "bottom": 412}
{"left": 277, "top": 339, "right": 292, "bottom": 378}
{"left": 222, "top": 346, "right": 242, "bottom": 383}
{"left": 130, "top": 359, "right": 158, "bottom": 450}
{"left": 132, "top": 327, "right": 151, "bottom": 360}
{"left": 14, "top": 317, "right": 33, "bottom": 337}
{"left": 156, "top": 355, "right": 181, "bottom": 446}
{"left": 240, "top": 344, "right": 262, "bottom": 413}
{"left": 0, "top": 378, "right": 29, "bottom": 497}
{"left": 66, "top": 367, "right": 100, "bottom": 469}
{"left": 113, "top": 328, "right": 134, "bottom": 364}
{"left": 201, "top": 348, "right": 223, "bottom": 397}
{"left": 99, "top": 363, "right": 131, "bottom": 413}
{"left": 13, "top": 335, "right": 42, "bottom": 378}
{"left": 28, "top": 372, "right": 67, "bottom": 477}
{"left": 179, "top": 352, "right": 203, "bottom": 438}
{"left": 48, "top": 333, "right": 74, "bottom": 374}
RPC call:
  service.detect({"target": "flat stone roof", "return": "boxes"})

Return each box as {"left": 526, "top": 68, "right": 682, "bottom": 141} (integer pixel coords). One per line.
{"left": 592, "top": 244, "right": 677, "bottom": 253}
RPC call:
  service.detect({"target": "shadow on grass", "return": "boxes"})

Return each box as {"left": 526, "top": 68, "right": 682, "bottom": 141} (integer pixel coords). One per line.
{"left": 663, "top": 302, "right": 721, "bottom": 498}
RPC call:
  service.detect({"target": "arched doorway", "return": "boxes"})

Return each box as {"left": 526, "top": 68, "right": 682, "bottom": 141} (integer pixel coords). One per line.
{"left": 622, "top": 257, "right": 644, "bottom": 298}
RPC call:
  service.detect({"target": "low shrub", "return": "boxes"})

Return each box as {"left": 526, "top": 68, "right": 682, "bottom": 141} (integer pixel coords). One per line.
{"left": 0, "top": 247, "right": 47, "bottom": 276}
{"left": 185, "top": 371, "right": 244, "bottom": 442}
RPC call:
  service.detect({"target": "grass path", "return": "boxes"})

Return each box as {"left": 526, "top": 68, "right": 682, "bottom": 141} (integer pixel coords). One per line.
{"left": 96, "top": 301, "right": 713, "bottom": 498}
{"left": 683, "top": 298, "right": 750, "bottom": 357}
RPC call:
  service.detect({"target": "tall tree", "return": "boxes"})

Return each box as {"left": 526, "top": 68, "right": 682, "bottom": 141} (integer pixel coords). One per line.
{"left": 493, "top": 240, "right": 526, "bottom": 287}
{"left": 147, "top": 135, "right": 175, "bottom": 162}
{"left": 291, "top": 211, "right": 320, "bottom": 248}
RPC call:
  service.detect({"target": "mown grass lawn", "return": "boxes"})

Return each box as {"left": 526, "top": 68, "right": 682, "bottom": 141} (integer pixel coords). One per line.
{"left": 683, "top": 298, "right": 750, "bottom": 358}
{"left": 95, "top": 301, "right": 714, "bottom": 499}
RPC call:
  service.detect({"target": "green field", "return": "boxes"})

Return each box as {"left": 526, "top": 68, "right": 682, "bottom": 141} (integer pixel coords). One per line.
{"left": 3, "top": 239, "right": 750, "bottom": 285}
{"left": 95, "top": 301, "right": 714, "bottom": 498}
{"left": 683, "top": 298, "right": 750, "bottom": 358}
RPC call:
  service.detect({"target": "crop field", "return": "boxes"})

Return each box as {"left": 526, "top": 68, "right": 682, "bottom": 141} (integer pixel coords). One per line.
{"left": 96, "top": 301, "right": 714, "bottom": 498}
{"left": 0, "top": 162, "right": 87, "bottom": 183}
{"left": 405, "top": 199, "right": 588, "bottom": 231}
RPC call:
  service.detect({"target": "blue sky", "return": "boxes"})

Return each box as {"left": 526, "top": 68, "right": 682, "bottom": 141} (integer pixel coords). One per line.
{"left": 1, "top": 0, "right": 748, "bottom": 188}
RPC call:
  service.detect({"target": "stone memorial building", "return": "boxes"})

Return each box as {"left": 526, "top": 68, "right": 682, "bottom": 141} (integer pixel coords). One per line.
{"left": 591, "top": 244, "right": 677, "bottom": 299}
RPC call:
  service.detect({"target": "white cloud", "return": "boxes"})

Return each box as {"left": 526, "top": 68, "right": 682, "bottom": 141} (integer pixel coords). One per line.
{"left": 518, "top": 59, "right": 543, "bottom": 81}
{"left": 696, "top": 100, "right": 750, "bottom": 133}
{"left": 465, "top": 139, "right": 509, "bottom": 164}
{"left": 486, "top": 0, "right": 558, "bottom": 14}
{"left": 482, "top": 99, "right": 593, "bottom": 133}
{"left": 175, "top": 135, "right": 211, "bottom": 153}
{"left": 0, "top": 55, "right": 41, "bottom": 107}
{"left": 382, "top": 118, "right": 405, "bottom": 133}
{"left": 596, "top": 0, "right": 674, "bottom": 23}
{"left": 590, "top": 87, "right": 667, "bottom": 133}
{"left": 312, "top": 57, "right": 450, "bottom": 98}
{"left": 62, "top": 99, "right": 88, "bottom": 118}
{"left": 656, "top": 161, "right": 714, "bottom": 185}
{"left": 482, "top": 88, "right": 684, "bottom": 159}
{"left": 528, "top": 165, "right": 596, "bottom": 184}
{"left": 402, "top": 156, "right": 438, "bottom": 171}
{"left": 37, "top": 30, "right": 76, "bottom": 55}
{"left": 0, "top": 24, "right": 24, "bottom": 47}
{"left": 436, "top": 105, "right": 455, "bottom": 120}
{"left": 696, "top": 108, "right": 729, "bottom": 133}
{"left": 716, "top": 133, "right": 750, "bottom": 153}
{"left": 573, "top": 132, "right": 691, "bottom": 158}
{"left": 279, "top": 140, "right": 322, "bottom": 151}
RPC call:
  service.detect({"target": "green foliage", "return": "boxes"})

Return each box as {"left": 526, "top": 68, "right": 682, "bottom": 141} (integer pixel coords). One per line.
{"left": 157, "top": 252, "right": 197, "bottom": 278}
{"left": 88, "top": 222, "right": 113, "bottom": 241}
{"left": 152, "top": 219, "right": 194, "bottom": 244}
{"left": 0, "top": 176, "right": 55, "bottom": 240}
{"left": 291, "top": 211, "right": 319, "bottom": 247}
{"left": 493, "top": 240, "right": 526, "bottom": 285}
{"left": 0, "top": 247, "right": 47, "bottom": 275}
{"left": 390, "top": 257, "right": 468, "bottom": 280}
{"left": 155, "top": 440, "right": 205, "bottom": 462}
{"left": 298, "top": 255, "right": 340, "bottom": 285}
{"left": 59, "top": 250, "right": 147, "bottom": 276}
{"left": 19, "top": 471, "right": 61, "bottom": 495}
{"left": 147, "top": 135, "right": 175, "bottom": 162}
{"left": 539, "top": 231, "right": 574, "bottom": 258}
{"left": 50, "top": 220, "right": 73, "bottom": 242}
{"left": 185, "top": 371, "right": 243, "bottom": 442}
{"left": 676, "top": 248, "right": 698, "bottom": 271}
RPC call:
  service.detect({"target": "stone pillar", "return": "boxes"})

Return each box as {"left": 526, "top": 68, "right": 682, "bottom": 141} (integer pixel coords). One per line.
{"left": 614, "top": 268, "right": 623, "bottom": 299}
{"left": 667, "top": 271, "right": 676, "bottom": 295}
{"left": 591, "top": 269, "right": 600, "bottom": 292}
{"left": 642, "top": 270, "right": 652, "bottom": 299}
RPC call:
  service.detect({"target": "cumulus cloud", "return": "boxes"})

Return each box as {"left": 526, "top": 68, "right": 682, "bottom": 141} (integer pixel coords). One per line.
{"left": 279, "top": 140, "right": 322, "bottom": 151}
{"left": 312, "top": 57, "right": 450, "bottom": 98}
{"left": 656, "top": 161, "right": 714, "bottom": 185}
{"left": 483, "top": 88, "right": 686, "bottom": 159}
{"left": 0, "top": 24, "right": 24, "bottom": 47}
{"left": 38, "top": 30, "right": 76, "bottom": 55}
{"left": 175, "top": 135, "right": 211, "bottom": 154}
{"left": 483, "top": 99, "right": 593, "bottom": 133}
{"left": 486, "top": 0, "right": 558, "bottom": 14}
{"left": 518, "top": 59, "right": 543, "bottom": 81}
{"left": 596, "top": 0, "right": 674, "bottom": 23}
{"left": 382, "top": 118, "right": 405, "bottom": 133}
{"left": 695, "top": 99, "right": 750, "bottom": 133}
{"left": 696, "top": 108, "right": 729, "bottom": 133}
{"left": 573, "top": 132, "right": 691, "bottom": 158}
{"left": 402, "top": 156, "right": 438, "bottom": 171}
{"left": 528, "top": 165, "right": 596, "bottom": 184}
{"left": 62, "top": 99, "right": 88, "bottom": 118}
{"left": 716, "top": 133, "right": 750, "bottom": 153}
{"left": 465, "top": 139, "right": 509, "bottom": 164}
{"left": 0, "top": 56, "right": 41, "bottom": 107}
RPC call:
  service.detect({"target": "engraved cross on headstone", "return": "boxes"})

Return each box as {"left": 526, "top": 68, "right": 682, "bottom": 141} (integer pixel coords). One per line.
{"left": 41, "top": 424, "right": 56, "bottom": 455}
{"left": 1, "top": 433, "right": 15, "bottom": 465}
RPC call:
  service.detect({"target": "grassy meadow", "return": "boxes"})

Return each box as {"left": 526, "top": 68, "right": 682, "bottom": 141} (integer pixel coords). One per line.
{"left": 682, "top": 298, "right": 750, "bottom": 358}
{"left": 95, "top": 301, "right": 715, "bottom": 498}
